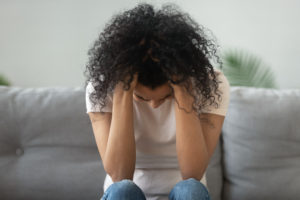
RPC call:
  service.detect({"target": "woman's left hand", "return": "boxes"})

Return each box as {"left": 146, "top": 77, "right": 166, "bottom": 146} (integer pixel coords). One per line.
{"left": 168, "top": 76, "right": 196, "bottom": 111}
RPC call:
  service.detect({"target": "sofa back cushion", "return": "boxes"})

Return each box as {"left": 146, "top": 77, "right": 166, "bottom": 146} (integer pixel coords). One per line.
{"left": 221, "top": 86, "right": 300, "bottom": 200}
{"left": 0, "top": 86, "right": 105, "bottom": 200}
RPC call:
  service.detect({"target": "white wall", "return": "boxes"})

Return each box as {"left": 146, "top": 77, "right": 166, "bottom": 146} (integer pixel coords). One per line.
{"left": 0, "top": 0, "right": 299, "bottom": 88}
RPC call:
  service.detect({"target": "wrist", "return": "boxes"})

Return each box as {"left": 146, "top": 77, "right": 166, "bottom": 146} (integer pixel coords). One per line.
{"left": 113, "top": 89, "right": 133, "bottom": 103}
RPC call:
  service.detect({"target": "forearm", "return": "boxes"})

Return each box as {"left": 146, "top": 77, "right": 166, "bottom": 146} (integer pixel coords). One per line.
{"left": 104, "top": 90, "right": 136, "bottom": 182}
{"left": 174, "top": 92, "right": 209, "bottom": 181}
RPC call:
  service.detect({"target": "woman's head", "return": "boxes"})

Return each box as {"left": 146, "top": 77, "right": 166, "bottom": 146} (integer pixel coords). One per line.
{"left": 84, "top": 3, "right": 223, "bottom": 115}
{"left": 133, "top": 82, "right": 173, "bottom": 109}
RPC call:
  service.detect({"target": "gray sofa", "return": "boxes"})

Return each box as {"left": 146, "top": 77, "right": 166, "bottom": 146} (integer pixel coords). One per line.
{"left": 0, "top": 85, "right": 299, "bottom": 200}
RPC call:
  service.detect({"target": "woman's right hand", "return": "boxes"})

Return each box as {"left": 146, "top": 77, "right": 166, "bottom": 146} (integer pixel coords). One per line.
{"left": 114, "top": 73, "right": 139, "bottom": 95}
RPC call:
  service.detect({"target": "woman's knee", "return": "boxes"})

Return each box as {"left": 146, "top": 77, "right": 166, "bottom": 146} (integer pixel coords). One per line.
{"left": 102, "top": 179, "right": 146, "bottom": 200}
{"left": 169, "top": 178, "right": 210, "bottom": 200}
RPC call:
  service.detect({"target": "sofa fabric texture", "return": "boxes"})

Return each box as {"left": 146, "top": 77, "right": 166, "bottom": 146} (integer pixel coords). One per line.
{"left": 0, "top": 85, "right": 299, "bottom": 200}
{"left": 221, "top": 87, "right": 300, "bottom": 200}
{"left": 0, "top": 86, "right": 105, "bottom": 200}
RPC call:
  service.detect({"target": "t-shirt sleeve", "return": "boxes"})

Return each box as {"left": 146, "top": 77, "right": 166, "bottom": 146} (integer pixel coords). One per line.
{"left": 201, "top": 69, "right": 230, "bottom": 116}
{"left": 85, "top": 81, "right": 113, "bottom": 113}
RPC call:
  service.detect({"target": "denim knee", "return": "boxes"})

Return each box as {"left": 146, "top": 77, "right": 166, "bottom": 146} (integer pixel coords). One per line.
{"left": 168, "top": 178, "right": 211, "bottom": 200}
{"left": 101, "top": 179, "right": 146, "bottom": 200}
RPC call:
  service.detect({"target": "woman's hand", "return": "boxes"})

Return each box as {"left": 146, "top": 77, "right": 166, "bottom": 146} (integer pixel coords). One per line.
{"left": 114, "top": 73, "right": 139, "bottom": 95}
{"left": 168, "top": 76, "right": 195, "bottom": 112}
{"left": 168, "top": 76, "right": 195, "bottom": 98}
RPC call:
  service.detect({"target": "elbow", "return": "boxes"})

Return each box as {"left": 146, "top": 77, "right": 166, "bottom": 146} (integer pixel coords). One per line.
{"left": 180, "top": 162, "right": 208, "bottom": 182}
{"left": 103, "top": 160, "right": 135, "bottom": 182}
{"left": 107, "top": 165, "right": 134, "bottom": 182}
{"left": 182, "top": 173, "right": 205, "bottom": 182}
{"left": 109, "top": 172, "right": 134, "bottom": 182}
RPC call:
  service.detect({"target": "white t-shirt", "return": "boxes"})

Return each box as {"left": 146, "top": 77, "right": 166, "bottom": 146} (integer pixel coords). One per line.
{"left": 85, "top": 68, "right": 230, "bottom": 200}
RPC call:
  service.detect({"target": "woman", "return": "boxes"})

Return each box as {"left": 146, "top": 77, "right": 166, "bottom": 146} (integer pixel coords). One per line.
{"left": 84, "top": 3, "right": 230, "bottom": 200}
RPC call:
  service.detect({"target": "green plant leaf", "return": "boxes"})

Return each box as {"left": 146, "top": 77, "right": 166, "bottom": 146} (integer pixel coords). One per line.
{"left": 0, "top": 73, "right": 11, "bottom": 86}
{"left": 220, "top": 48, "right": 278, "bottom": 89}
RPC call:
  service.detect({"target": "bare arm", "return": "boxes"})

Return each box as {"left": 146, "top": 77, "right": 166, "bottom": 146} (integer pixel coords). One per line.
{"left": 103, "top": 74, "right": 138, "bottom": 182}
{"left": 169, "top": 78, "right": 208, "bottom": 181}
{"left": 174, "top": 91, "right": 209, "bottom": 181}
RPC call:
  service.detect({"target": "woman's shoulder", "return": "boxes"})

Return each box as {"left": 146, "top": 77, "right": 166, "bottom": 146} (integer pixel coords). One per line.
{"left": 202, "top": 68, "right": 230, "bottom": 116}
{"left": 213, "top": 68, "right": 230, "bottom": 88}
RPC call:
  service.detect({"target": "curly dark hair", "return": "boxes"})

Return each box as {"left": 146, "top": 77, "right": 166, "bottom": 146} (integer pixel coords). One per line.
{"left": 84, "top": 2, "right": 224, "bottom": 120}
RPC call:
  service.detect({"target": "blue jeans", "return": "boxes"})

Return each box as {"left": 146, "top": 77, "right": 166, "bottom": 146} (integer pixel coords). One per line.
{"left": 101, "top": 178, "right": 211, "bottom": 200}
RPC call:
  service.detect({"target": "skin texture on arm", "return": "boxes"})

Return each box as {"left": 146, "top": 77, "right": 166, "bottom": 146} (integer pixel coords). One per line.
{"left": 100, "top": 74, "right": 139, "bottom": 182}
{"left": 104, "top": 90, "right": 136, "bottom": 182}
{"left": 200, "top": 113, "right": 225, "bottom": 160}
{"left": 170, "top": 78, "right": 225, "bottom": 181}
